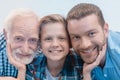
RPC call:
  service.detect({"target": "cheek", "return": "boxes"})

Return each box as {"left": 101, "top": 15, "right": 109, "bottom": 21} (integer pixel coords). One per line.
{"left": 31, "top": 45, "right": 38, "bottom": 51}
{"left": 71, "top": 42, "right": 79, "bottom": 54}
{"left": 65, "top": 40, "right": 69, "bottom": 47}
{"left": 41, "top": 46, "right": 48, "bottom": 56}
{"left": 64, "top": 43, "right": 69, "bottom": 52}
{"left": 71, "top": 41, "right": 79, "bottom": 49}
{"left": 40, "top": 43, "right": 48, "bottom": 51}
{"left": 91, "top": 36, "right": 105, "bottom": 48}
{"left": 10, "top": 43, "right": 20, "bottom": 51}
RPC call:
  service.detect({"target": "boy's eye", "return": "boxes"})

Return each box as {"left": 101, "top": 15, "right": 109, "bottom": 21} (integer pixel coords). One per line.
{"left": 45, "top": 37, "right": 52, "bottom": 41}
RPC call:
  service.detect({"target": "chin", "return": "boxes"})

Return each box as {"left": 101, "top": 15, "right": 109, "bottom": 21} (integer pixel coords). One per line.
{"left": 13, "top": 54, "right": 35, "bottom": 64}
{"left": 50, "top": 56, "right": 66, "bottom": 62}
{"left": 84, "top": 61, "right": 94, "bottom": 64}
{"left": 83, "top": 58, "right": 97, "bottom": 64}
{"left": 12, "top": 48, "right": 35, "bottom": 64}
{"left": 20, "top": 58, "right": 34, "bottom": 64}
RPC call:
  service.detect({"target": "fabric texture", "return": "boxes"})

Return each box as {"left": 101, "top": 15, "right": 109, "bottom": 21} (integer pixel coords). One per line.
{"left": 26, "top": 52, "right": 83, "bottom": 80}
{"left": 91, "top": 30, "right": 120, "bottom": 80}
{"left": 0, "top": 32, "right": 18, "bottom": 77}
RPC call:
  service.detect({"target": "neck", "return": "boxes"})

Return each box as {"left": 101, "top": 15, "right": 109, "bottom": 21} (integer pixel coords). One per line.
{"left": 47, "top": 58, "right": 65, "bottom": 77}
{"left": 99, "top": 44, "right": 107, "bottom": 68}
{"left": 99, "top": 53, "right": 106, "bottom": 68}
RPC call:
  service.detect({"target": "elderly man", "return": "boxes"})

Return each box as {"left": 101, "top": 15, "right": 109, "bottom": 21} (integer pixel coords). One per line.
{"left": 0, "top": 9, "right": 39, "bottom": 80}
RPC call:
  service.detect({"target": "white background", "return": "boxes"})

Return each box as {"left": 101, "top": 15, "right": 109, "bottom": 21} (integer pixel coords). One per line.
{"left": 0, "top": 0, "right": 120, "bottom": 32}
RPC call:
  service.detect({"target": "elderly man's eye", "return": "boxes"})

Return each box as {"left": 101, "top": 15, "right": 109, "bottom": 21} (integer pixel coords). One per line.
{"left": 15, "top": 37, "right": 23, "bottom": 42}
{"left": 59, "top": 36, "right": 66, "bottom": 41}
{"left": 29, "top": 38, "right": 38, "bottom": 44}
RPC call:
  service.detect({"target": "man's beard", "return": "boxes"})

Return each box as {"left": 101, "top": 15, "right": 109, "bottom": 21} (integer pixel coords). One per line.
{"left": 78, "top": 40, "right": 106, "bottom": 64}
{"left": 12, "top": 48, "right": 35, "bottom": 64}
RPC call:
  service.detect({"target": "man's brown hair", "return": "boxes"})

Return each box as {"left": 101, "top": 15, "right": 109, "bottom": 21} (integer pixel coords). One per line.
{"left": 67, "top": 3, "right": 105, "bottom": 27}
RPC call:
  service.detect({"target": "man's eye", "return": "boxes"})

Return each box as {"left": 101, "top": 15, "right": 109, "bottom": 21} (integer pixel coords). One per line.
{"left": 88, "top": 32, "right": 95, "bottom": 37}
{"left": 29, "top": 38, "right": 38, "bottom": 44}
{"left": 15, "top": 37, "right": 23, "bottom": 42}
{"left": 59, "top": 37, "right": 66, "bottom": 41}
{"left": 72, "top": 36, "right": 80, "bottom": 41}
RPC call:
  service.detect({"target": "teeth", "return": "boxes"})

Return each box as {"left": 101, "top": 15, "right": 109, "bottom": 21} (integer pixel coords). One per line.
{"left": 53, "top": 50, "right": 60, "bottom": 52}
{"left": 49, "top": 50, "right": 62, "bottom": 53}
{"left": 84, "top": 49, "right": 93, "bottom": 53}
{"left": 81, "top": 47, "right": 96, "bottom": 53}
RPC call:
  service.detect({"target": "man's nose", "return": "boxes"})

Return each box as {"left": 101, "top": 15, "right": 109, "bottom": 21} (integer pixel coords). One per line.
{"left": 22, "top": 41, "right": 29, "bottom": 53}
{"left": 80, "top": 38, "right": 92, "bottom": 49}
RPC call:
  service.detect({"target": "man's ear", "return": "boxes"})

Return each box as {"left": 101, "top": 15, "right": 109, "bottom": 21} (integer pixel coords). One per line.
{"left": 3, "top": 29, "right": 8, "bottom": 40}
{"left": 103, "top": 22, "right": 109, "bottom": 38}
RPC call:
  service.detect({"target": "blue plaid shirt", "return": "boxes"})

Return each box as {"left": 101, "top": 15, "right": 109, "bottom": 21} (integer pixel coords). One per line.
{"left": 0, "top": 32, "right": 18, "bottom": 77}
{"left": 26, "top": 52, "right": 83, "bottom": 80}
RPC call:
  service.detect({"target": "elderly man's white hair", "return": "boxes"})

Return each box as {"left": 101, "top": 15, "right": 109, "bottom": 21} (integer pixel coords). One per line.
{"left": 4, "top": 8, "right": 39, "bottom": 34}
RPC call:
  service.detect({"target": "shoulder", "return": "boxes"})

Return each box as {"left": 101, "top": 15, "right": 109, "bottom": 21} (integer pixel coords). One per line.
{"left": 65, "top": 52, "right": 83, "bottom": 72}
{"left": 26, "top": 53, "right": 46, "bottom": 80}
{"left": 107, "top": 30, "right": 120, "bottom": 62}
{"left": 61, "top": 53, "right": 82, "bottom": 79}
{"left": 0, "top": 32, "right": 6, "bottom": 49}
{"left": 0, "top": 32, "right": 7, "bottom": 63}
{"left": 28, "top": 53, "right": 45, "bottom": 66}
{"left": 68, "top": 52, "right": 83, "bottom": 66}
{"left": 108, "top": 30, "right": 120, "bottom": 49}
{"left": 27, "top": 53, "right": 46, "bottom": 71}
{"left": 108, "top": 30, "right": 120, "bottom": 43}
